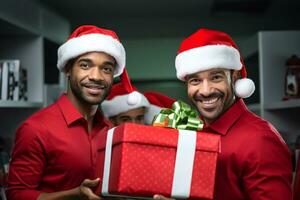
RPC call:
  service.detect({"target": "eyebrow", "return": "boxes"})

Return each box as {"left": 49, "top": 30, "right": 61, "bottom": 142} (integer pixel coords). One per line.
{"left": 77, "top": 58, "right": 92, "bottom": 63}
{"left": 120, "top": 115, "right": 131, "bottom": 118}
{"left": 103, "top": 61, "right": 115, "bottom": 67}
{"left": 77, "top": 58, "right": 115, "bottom": 67}
{"left": 210, "top": 70, "right": 226, "bottom": 75}
{"left": 186, "top": 73, "right": 198, "bottom": 80}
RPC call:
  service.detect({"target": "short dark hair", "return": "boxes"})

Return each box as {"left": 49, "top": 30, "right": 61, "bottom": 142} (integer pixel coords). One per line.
{"left": 64, "top": 57, "right": 77, "bottom": 73}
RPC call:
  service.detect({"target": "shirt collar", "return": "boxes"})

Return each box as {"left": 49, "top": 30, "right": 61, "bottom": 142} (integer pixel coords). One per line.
{"left": 57, "top": 94, "right": 83, "bottom": 126}
{"left": 57, "top": 94, "right": 111, "bottom": 127}
{"left": 205, "top": 98, "right": 248, "bottom": 136}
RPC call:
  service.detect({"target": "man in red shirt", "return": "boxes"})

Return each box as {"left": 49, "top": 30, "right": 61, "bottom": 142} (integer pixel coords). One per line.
{"left": 154, "top": 29, "right": 292, "bottom": 199}
{"left": 7, "top": 25, "right": 126, "bottom": 200}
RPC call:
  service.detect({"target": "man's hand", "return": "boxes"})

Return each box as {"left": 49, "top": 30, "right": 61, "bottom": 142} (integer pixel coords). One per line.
{"left": 153, "top": 194, "right": 175, "bottom": 200}
{"left": 78, "top": 178, "right": 101, "bottom": 200}
{"left": 80, "top": 179, "right": 125, "bottom": 200}
{"left": 37, "top": 178, "right": 102, "bottom": 200}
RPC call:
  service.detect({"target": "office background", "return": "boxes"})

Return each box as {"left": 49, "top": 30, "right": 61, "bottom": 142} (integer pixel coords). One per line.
{"left": 0, "top": 0, "right": 300, "bottom": 152}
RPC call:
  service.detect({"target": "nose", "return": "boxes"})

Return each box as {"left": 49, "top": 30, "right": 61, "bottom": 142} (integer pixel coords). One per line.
{"left": 89, "top": 67, "right": 103, "bottom": 81}
{"left": 199, "top": 79, "right": 212, "bottom": 97}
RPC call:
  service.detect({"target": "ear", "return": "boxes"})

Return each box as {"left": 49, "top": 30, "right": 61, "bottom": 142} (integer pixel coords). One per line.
{"left": 232, "top": 70, "right": 240, "bottom": 82}
{"left": 64, "top": 58, "right": 76, "bottom": 77}
{"left": 64, "top": 71, "right": 71, "bottom": 81}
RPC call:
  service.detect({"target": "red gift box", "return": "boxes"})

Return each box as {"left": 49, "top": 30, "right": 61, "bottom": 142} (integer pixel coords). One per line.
{"left": 95, "top": 123, "right": 220, "bottom": 199}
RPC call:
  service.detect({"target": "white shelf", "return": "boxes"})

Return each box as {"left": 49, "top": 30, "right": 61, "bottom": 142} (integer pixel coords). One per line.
{"left": 265, "top": 99, "right": 300, "bottom": 110}
{"left": 0, "top": 100, "right": 43, "bottom": 108}
{"left": 0, "top": 1, "right": 70, "bottom": 139}
{"left": 240, "top": 31, "right": 300, "bottom": 146}
{"left": 258, "top": 31, "right": 300, "bottom": 143}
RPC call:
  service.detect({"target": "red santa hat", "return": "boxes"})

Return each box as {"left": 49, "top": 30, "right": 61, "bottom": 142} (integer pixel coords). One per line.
{"left": 143, "top": 91, "right": 176, "bottom": 124}
{"left": 101, "top": 69, "right": 149, "bottom": 118}
{"left": 57, "top": 25, "right": 126, "bottom": 77}
{"left": 175, "top": 28, "right": 255, "bottom": 98}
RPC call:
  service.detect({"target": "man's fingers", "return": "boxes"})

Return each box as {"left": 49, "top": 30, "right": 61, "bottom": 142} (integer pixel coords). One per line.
{"left": 153, "top": 194, "right": 162, "bottom": 200}
{"left": 80, "top": 179, "right": 102, "bottom": 200}
{"left": 83, "top": 189, "right": 101, "bottom": 200}
{"left": 153, "top": 194, "right": 175, "bottom": 200}
{"left": 82, "top": 178, "right": 100, "bottom": 188}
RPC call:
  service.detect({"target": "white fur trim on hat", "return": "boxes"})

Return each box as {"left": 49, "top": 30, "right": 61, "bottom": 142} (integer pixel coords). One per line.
{"left": 234, "top": 78, "right": 255, "bottom": 98}
{"left": 175, "top": 45, "right": 242, "bottom": 81}
{"left": 144, "top": 104, "right": 163, "bottom": 125}
{"left": 101, "top": 92, "right": 150, "bottom": 118}
{"left": 127, "top": 91, "right": 142, "bottom": 105}
{"left": 57, "top": 34, "right": 126, "bottom": 77}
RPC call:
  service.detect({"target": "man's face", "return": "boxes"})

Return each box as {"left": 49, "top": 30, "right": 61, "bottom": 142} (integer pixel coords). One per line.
{"left": 110, "top": 107, "right": 146, "bottom": 126}
{"left": 66, "top": 52, "right": 115, "bottom": 105}
{"left": 186, "top": 68, "right": 235, "bottom": 124}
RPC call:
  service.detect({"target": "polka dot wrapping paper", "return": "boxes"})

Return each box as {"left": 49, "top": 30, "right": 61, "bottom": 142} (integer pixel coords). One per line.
{"left": 95, "top": 123, "right": 220, "bottom": 199}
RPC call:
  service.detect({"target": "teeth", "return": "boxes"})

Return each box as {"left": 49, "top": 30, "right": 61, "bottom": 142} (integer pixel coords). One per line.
{"left": 86, "top": 85, "right": 103, "bottom": 89}
{"left": 202, "top": 98, "right": 218, "bottom": 104}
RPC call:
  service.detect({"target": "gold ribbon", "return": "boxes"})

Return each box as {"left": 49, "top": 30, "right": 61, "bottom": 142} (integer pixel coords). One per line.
{"left": 152, "top": 101, "right": 204, "bottom": 131}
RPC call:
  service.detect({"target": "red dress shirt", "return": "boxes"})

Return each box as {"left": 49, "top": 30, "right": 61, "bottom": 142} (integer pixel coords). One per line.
{"left": 203, "top": 99, "right": 292, "bottom": 200}
{"left": 6, "top": 94, "right": 112, "bottom": 200}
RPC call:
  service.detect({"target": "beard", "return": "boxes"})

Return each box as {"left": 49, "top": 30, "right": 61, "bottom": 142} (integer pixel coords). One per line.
{"left": 191, "top": 91, "right": 225, "bottom": 122}
{"left": 69, "top": 77, "right": 112, "bottom": 106}
{"left": 193, "top": 92, "right": 224, "bottom": 102}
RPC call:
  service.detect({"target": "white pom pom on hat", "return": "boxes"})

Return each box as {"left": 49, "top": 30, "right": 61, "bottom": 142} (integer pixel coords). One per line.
{"left": 233, "top": 56, "right": 255, "bottom": 98}
{"left": 175, "top": 28, "right": 255, "bottom": 98}
{"left": 234, "top": 78, "right": 255, "bottom": 98}
{"left": 101, "top": 69, "right": 149, "bottom": 118}
{"left": 127, "top": 91, "right": 142, "bottom": 105}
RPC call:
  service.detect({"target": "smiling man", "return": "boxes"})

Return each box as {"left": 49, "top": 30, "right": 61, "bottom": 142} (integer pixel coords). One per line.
{"left": 187, "top": 69, "right": 234, "bottom": 125}
{"left": 154, "top": 28, "right": 292, "bottom": 200}
{"left": 7, "top": 25, "right": 125, "bottom": 200}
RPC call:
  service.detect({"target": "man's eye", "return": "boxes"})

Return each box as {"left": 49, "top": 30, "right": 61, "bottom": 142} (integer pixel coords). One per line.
{"left": 80, "top": 63, "right": 89, "bottom": 69}
{"left": 103, "top": 66, "right": 114, "bottom": 74}
{"left": 212, "top": 75, "right": 223, "bottom": 81}
{"left": 188, "top": 78, "right": 200, "bottom": 85}
{"left": 137, "top": 115, "right": 145, "bottom": 121}
{"left": 120, "top": 117, "right": 130, "bottom": 122}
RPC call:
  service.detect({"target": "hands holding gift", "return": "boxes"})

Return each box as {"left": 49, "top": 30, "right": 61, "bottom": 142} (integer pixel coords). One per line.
{"left": 37, "top": 178, "right": 101, "bottom": 200}
{"left": 95, "top": 101, "right": 219, "bottom": 199}
{"left": 78, "top": 178, "right": 102, "bottom": 200}
{"left": 78, "top": 178, "right": 126, "bottom": 200}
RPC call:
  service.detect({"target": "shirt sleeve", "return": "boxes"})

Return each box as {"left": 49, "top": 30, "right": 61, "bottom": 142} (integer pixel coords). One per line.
{"left": 6, "top": 120, "right": 46, "bottom": 200}
{"left": 242, "top": 127, "right": 293, "bottom": 200}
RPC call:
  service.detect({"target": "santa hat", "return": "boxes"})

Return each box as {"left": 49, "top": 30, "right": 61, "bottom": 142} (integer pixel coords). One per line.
{"left": 101, "top": 69, "right": 149, "bottom": 118}
{"left": 57, "top": 25, "right": 125, "bottom": 77}
{"left": 175, "top": 28, "right": 255, "bottom": 98}
{"left": 143, "top": 92, "right": 176, "bottom": 124}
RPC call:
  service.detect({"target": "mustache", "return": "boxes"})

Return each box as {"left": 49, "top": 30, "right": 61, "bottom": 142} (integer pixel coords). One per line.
{"left": 193, "top": 92, "right": 223, "bottom": 101}
{"left": 82, "top": 80, "right": 108, "bottom": 88}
